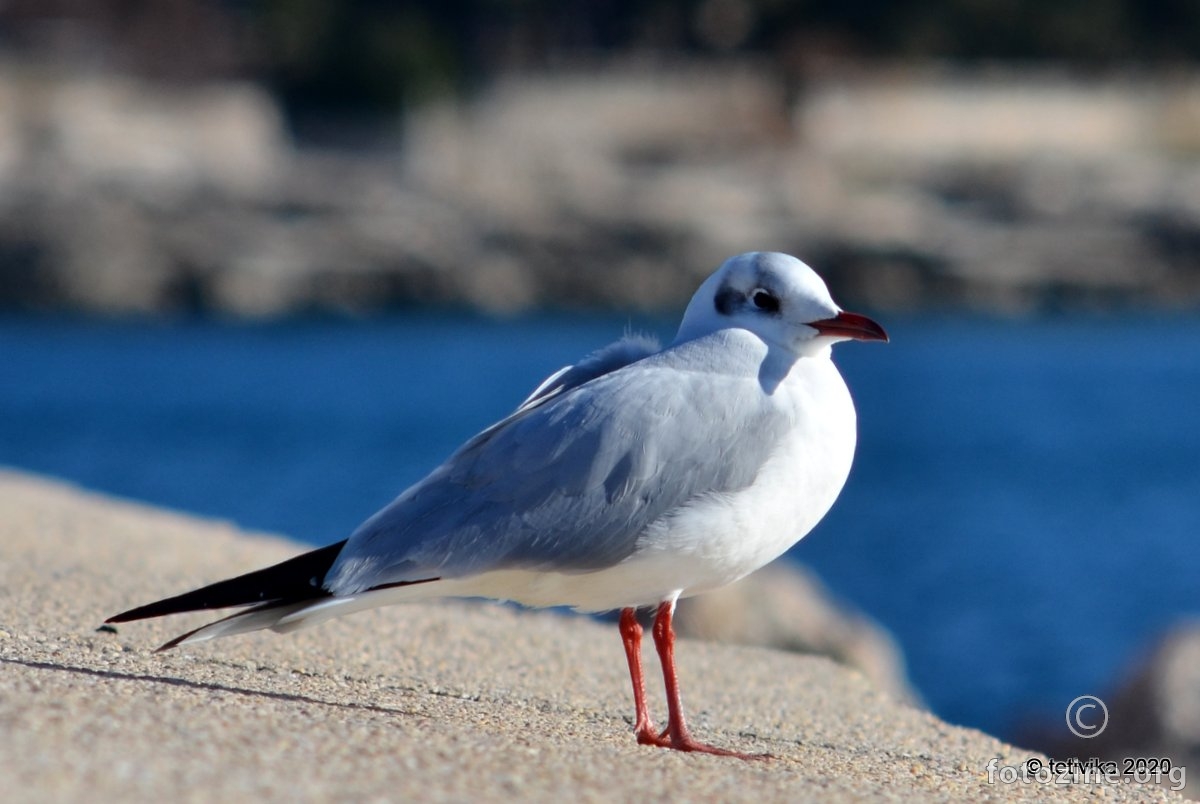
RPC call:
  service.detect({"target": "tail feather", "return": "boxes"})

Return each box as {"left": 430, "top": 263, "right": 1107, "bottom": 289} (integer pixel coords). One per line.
{"left": 271, "top": 577, "right": 443, "bottom": 633}
{"left": 155, "top": 578, "right": 445, "bottom": 650}
{"left": 154, "top": 576, "right": 445, "bottom": 651}
{"left": 156, "top": 600, "right": 317, "bottom": 651}
{"left": 107, "top": 537, "right": 446, "bottom": 651}
{"left": 106, "top": 539, "right": 348, "bottom": 624}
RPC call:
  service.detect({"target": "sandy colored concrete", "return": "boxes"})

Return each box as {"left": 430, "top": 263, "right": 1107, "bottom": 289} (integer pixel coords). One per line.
{"left": 0, "top": 469, "right": 1185, "bottom": 803}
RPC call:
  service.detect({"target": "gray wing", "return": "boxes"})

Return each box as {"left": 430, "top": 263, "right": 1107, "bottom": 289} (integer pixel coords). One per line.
{"left": 326, "top": 345, "right": 790, "bottom": 594}
{"left": 469, "top": 333, "right": 662, "bottom": 444}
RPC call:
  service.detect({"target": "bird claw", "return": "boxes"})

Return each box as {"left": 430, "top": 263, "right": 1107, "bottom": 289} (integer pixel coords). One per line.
{"left": 634, "top": 724, "right": 769, "bottom": 760}
{"left": 633, "top": 723, "right": 668, "bottom": 746}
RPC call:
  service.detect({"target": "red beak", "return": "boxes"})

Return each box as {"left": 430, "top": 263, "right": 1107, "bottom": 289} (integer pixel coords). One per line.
{"left": 808, "top": 311, "right": 889, "bottom": 342}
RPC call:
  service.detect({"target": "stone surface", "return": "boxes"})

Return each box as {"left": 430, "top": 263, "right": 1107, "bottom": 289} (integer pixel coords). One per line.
{"left": 0, "top": 468, "right": 1186, "bottom": 802}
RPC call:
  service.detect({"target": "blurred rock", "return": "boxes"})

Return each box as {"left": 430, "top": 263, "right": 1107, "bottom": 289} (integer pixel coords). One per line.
{"left": 47, "top": 76, "right": 286, "bottom": 201}
{"left": 2, "top": 61, "right": 1200, "bottom": 315}
{"left": 1016, "top": 621, "right": 1200, "bottom": 799}
{"left": 674, "top": 561, "right": 921, "bottom": 706}
{"left": 799, "top": 72, "right": 1154, "bottom": 162}
{"left": 0, "top": 75, "right": 19, "bottom": 184}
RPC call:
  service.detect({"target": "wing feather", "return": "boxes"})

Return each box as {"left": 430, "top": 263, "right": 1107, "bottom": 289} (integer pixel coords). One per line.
{"left": 326, "top": 333, "right": 790, "bottom": 594}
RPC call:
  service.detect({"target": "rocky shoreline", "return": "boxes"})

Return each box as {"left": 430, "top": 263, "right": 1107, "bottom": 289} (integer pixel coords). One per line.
{"left": 3, "top": 63, "right": 1199, "bottom": 317}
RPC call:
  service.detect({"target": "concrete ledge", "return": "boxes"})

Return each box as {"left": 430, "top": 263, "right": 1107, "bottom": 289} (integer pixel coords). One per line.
{"left": 0, "top": 469, "right": 1182, "bottom": 802}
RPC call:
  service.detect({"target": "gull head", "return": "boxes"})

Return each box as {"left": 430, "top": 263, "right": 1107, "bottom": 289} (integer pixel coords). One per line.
{"left": 675, "top": 252, "right": 888, "bottom": 356}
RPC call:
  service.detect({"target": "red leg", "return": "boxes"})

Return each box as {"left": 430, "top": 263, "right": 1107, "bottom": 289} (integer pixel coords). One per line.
{"left": 648, "top": 599, "right": 770, "bottom": 760}
{"left": 619, "top": 607, "right": 666, "bottom": 746}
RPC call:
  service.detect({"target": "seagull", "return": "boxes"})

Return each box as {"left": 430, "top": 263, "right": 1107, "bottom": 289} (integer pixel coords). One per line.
{"left": 107, "top": 252, "right": 887, "bottom": 758}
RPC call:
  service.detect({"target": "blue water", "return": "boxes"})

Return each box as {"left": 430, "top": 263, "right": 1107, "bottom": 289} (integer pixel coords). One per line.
{"left": 3, "top": 312, "right": 1199, "bottom": 738}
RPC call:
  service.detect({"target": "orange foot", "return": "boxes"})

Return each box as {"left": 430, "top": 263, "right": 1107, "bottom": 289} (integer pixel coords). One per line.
{"left": 635, "top": 724, "right": 770, "bottom": 760}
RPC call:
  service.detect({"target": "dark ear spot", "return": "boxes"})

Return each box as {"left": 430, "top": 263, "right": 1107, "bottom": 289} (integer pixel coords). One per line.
{"left": 714, "top": 287, "right": 739, "bottom": 315}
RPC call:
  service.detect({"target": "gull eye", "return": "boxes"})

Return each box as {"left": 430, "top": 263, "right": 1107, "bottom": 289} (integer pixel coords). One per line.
{"left": 751, "top": 290, "right": 780, "bottom": 313}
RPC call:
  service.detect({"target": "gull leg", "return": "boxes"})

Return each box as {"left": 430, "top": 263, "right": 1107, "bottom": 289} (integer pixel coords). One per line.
{"left": 619, "top": 607, "right": 666, "bottom": 745}
{"left": 649, "top": 598, "right": 770, "bottom": 759}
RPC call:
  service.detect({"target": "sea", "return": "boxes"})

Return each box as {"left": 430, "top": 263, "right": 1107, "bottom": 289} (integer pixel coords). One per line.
{"left": 3, "top": 311, "right": 1198, "bottom": 739}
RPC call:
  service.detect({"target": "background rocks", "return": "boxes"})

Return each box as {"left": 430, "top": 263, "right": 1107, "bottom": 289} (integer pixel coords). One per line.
{"left": 1019, "top": 622, "right": 1200, "bottom": 800}
{"left": 674, "top": 562, "right": 921, "bottom": 706}
{"left": 2, "top": 62, "right": 1199, "bottom": 316}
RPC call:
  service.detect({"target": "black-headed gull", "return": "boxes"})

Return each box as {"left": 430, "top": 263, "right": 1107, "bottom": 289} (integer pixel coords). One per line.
{"left": 108, "top": 252, "right": 887, "bottom": 758}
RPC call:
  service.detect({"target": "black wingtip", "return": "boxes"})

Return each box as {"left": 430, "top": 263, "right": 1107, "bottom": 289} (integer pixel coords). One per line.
{"left": 152, "top": 615, "right": 227, "bottom": 652}
{"left": 106, "top": 539, "right": 348, "bottom": 624}
{"left": 155, "top": 631, "right": 193, "bottom": 652}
